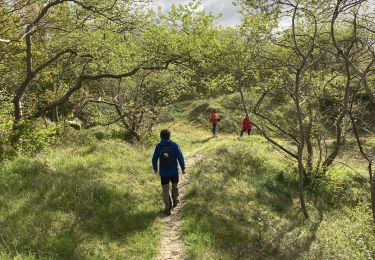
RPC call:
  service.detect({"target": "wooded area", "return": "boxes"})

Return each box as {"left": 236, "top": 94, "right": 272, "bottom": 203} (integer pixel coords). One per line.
{"left": 0, "top": 0, "right": 374, "bottom": 258}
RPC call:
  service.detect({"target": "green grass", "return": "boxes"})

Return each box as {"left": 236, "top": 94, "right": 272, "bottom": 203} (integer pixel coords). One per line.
{"left": 0, "top": 98, "right": 374, "bottom": 259}
{"left": 0, "top": 114, "right": 217, "bottom": 259}
{"left": 158, "top": 96, "right": 246, "bottom": 134}
{"left": 182, "top": 135, "right": 375, "bottom": 259}
{"left": 0, "top": 140, "right": 161, "bottom": 259}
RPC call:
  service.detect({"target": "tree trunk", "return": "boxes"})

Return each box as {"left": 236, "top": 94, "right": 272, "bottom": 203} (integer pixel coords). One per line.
{"left": 305, "top": 122, "right": 314, "bottom": 177}
{"left": 322, "top": 112, "right": 345, "bottom": 168}
{"left": 298, "top": 159, "right": 309, "bottom": 219}
{"left": 13, "top": 98, "right": 23, "bottom": 126}
{"left": 350, "top": 113, "right": 375, "bottom": 224}
{"left": 369, "top": 163, "right": 375, "bottom": 224}
{"left": 295, "top": 92, "right": 309, "bottom": 219}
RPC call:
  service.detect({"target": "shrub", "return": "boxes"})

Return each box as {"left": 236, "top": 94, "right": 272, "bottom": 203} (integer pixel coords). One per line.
{"left": 4, "top": 121, "right": 58, "bottom": 157}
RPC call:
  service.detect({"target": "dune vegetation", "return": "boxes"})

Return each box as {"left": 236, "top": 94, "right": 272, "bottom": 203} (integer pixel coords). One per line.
{"left": 1, "top": 0, "right": 374, "bottom": 259}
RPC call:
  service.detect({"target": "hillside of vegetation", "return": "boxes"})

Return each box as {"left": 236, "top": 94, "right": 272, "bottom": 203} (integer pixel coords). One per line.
{"left": 1, "top": 99, "right": 373, "bottom": 259}
{"left": 161, "top": 99, "right": 375, "bottom": 259}
{"left": 1, "top": 0, "right": 375, "bottom": 259}
{"left": 0, "top": 136, "right": 161, "bottom": 259}
{"left": 183, "top": 136, "right": 374, "bottom": 259}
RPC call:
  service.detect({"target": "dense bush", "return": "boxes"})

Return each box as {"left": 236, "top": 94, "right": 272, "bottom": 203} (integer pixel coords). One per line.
{"left": 0, "top": 121, "right": 60, "bottom": 160}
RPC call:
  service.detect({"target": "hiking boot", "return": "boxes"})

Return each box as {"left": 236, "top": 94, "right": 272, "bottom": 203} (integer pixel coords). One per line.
{"left": 164, "top": 208, "right": 171, "bottom": 216}
{"left": 172, "top": 199, "right": 179, "bottom": 208}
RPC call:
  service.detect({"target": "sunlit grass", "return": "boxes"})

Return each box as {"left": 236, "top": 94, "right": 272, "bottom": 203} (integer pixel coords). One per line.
{"left": 0, "top": 140, "right": 161, "bottom": 259}
{"left": 0, "top": 98, "right": 373, "bottom": 259}
{"left": 182, "top": 136, "right": 375, "bottom": 259}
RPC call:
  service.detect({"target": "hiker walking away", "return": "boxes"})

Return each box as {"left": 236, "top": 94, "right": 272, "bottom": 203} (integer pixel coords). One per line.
{"left": 210, "top": 108, "right": 220, "bottom": 137}
{"left": 240, "top": 115, "right": 252, "bottom": 137}
{"left": 152, "top": 129, "right": 185, "bottom": 215}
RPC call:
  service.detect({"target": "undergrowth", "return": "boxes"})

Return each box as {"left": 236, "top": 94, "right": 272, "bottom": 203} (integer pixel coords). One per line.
{"left": 182, "top": 136, "right": 375, "bottom": 259}
{"left": 0, "top": 140, "right": 161, "bottom": 259}
{"left": 1, "top": 98, "right": 374, "bottom": 259}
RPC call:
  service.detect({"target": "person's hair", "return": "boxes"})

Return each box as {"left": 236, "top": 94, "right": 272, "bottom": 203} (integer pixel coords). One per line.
{"left": 160, "top": 129, "right": 171, "bottom": 139}
{"left": 212, "top": 108, "right": 217, "bottom": 112}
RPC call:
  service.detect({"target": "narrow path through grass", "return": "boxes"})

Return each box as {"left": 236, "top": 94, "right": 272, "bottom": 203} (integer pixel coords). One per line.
{"left": 156, "top": 151, "right": 203, "bottom": 260}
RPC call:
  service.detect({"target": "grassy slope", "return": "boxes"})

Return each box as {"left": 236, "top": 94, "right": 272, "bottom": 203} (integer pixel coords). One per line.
{"left": 0, "top": 111, "right": 213, "bottom": 259}
{"left": 0, "top": 98, "right": 374, "bottom": 259}
{"left": 0, "top": 136, "right": 161, "bottom": 259}
{"left": 183, "top": 136, "right": 374, "bottom": 259}
{"left": 159, "top": 99, "right": 374, "bottom": 259}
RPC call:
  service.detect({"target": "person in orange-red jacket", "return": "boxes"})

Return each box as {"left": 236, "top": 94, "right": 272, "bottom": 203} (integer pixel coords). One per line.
{"left": 240, "top": 115, "right": 252, "bottom": 136}
{"left": 210, "top": 108, "right": 220, "bottom": 137}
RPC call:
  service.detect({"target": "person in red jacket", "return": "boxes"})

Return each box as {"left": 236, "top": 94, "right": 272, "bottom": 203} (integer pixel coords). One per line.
{"left": 210, "top": 108, "right": 220, "bottom": 137}
{"left": 240, "top": 115, "right": 252, "bottom": 136}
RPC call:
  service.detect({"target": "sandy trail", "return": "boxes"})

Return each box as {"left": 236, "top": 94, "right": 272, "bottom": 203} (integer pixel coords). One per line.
{"left": 156, "top": 153, "right": 202, "bottom": 260}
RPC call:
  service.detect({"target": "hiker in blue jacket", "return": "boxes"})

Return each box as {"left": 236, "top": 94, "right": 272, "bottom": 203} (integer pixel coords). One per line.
{"left": 152, "top": 129, "right": 185, "bottom": 215}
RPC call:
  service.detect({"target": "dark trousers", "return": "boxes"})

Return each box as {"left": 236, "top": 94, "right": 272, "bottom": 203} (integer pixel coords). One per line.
{"left": 240, "top": 128, "right": 251, "bottom": 136}
{"left": 160, "top": 175, "right": 179, "bottom": 210}
{"left": 212, "top": 124, "right": 218, "bottom": 136}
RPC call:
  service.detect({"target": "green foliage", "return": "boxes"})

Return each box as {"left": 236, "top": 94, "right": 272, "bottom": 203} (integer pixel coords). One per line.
{"left": 182, "top": 137, "right": 375, "bottom": 259}
{"left": 0, "top": 99, "right": 374, "bottom": 259}
{"left": 310, "top": 168, "right": 369, "bottom": 208}
{"left": 4, "top": 121, "right": 59, "bottom": 158}
{"left": 159, "top": 97, "right": 247, "bottom": 134}
{"left": 1, "top": 0, "right": 375, "bottom": 258}
{"left": 140, "top": 131, "right": 160, "bottom": 147}
{"left": 0, "top": 140, "right": 161, "bottom": 259}
{"left": 0, "top": 101, "right": 13, "bottom": 159}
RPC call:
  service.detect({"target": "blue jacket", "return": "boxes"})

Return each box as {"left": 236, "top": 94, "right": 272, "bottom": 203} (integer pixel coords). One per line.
{"left": 152, "top": 138, "right": 185, "bottom": 176}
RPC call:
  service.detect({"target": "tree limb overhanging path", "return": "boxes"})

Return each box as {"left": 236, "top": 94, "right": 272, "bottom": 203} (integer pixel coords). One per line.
{"left": 156, "top": 152, "right": 203, "bottom": 260}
